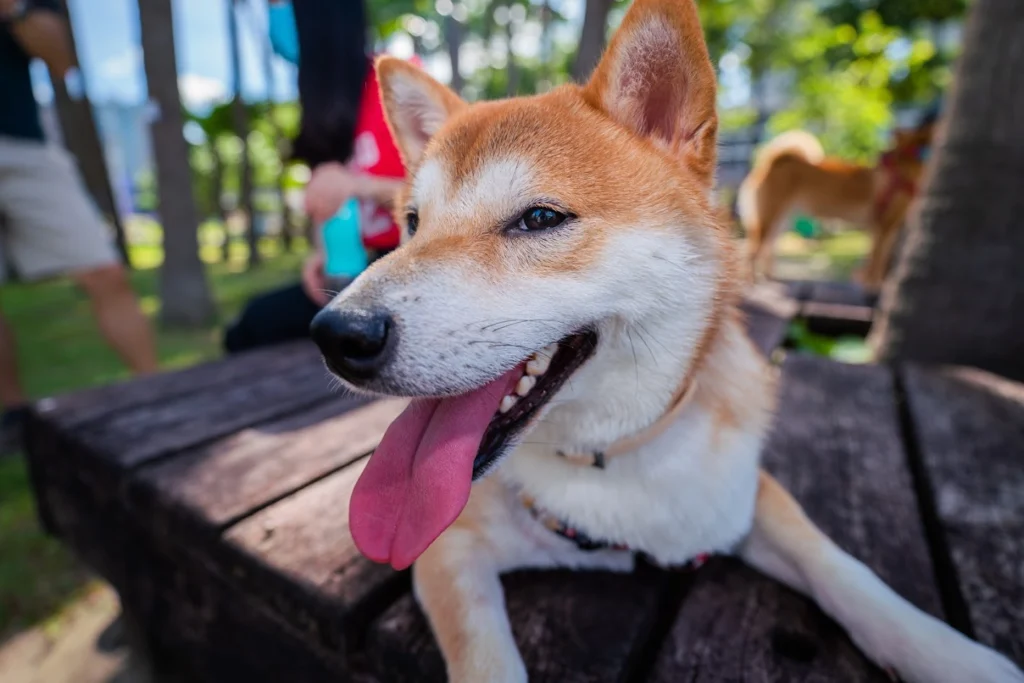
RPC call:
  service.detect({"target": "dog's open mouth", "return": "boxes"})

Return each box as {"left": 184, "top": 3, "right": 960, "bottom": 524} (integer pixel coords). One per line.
{"left": 349, "top": 330, "right": 598, "bottom": 570}
{"left": 474, "top": 330, "right": 598, "bottom": 479}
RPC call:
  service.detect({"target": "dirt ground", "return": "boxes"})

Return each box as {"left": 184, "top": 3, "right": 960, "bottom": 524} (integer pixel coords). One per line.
{"left": 0, "top": 583, "right": 142, "bottom": 683}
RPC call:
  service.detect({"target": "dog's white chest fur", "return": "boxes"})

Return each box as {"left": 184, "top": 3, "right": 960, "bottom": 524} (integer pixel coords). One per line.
{"left": 498, "top": 410, "right": 762, "bottom": 565}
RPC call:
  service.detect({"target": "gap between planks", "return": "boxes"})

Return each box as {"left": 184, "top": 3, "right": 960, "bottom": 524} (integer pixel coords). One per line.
{"left": 891, "top": 363, "right": 977, "bottom": 639}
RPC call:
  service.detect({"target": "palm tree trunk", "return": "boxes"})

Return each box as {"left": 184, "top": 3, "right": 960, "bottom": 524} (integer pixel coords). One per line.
{"left": 138, "top": 0, "right": 216, "bottom": 327}
{"left": 227, "top": 0, "right": 258, "bottom": 267}
{"left": 538, "top": 0, "right": 553, "bottom": 90}
{"left": 444, "top": 15, "right": 465, "bottom": 95}
{"left": 871, "top": 0, "right": 1024, "bottom": 381}
{"left": 210, "top": 140, "right": 228, "bottom": 259}
{"left": 571, "top": 0, "right": 614, "bottom": 82}
{"left": 50, "top": 0, "right": 131, "bottom": 266}
{"left": 504, "top": 8, "right": 519, "bottom": 96}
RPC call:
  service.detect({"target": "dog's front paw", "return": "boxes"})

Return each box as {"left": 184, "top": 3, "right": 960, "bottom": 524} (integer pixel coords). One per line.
{"left": 449, "top": 648, "right": 527, "bottom": 683}
{"left": 854, "top": 610, "right": 1024, "bottom": 683}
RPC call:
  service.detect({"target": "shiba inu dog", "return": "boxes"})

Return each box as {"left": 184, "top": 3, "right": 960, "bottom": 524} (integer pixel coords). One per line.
{"left": 308, "top": 0, "right": 1022, "bottom": 680}
{"left": 739, "top": 122, "right": 936, "bottom": 288}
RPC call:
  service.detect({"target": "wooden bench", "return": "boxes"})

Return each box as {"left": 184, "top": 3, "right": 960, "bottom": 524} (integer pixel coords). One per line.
{"left": 25, "top": 305, "right": 1024, "bottom": 681}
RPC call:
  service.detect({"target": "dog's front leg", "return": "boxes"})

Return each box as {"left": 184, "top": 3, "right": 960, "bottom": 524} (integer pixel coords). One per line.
{"left": 740, "top": 471, "right": 1024, "bottom": 683}
{"left": 413, "top": 517, "right": 526, "bottom": 683}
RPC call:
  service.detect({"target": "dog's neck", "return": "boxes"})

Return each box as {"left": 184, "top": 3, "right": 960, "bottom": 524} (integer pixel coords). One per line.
{"left": 525, "top": 295, "right": 756, "bottom": 459}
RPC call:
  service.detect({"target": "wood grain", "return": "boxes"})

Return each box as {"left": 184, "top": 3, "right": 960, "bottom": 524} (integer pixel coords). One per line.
{"left": 133, "top": 397, "right": 406, "bottom": 529}
{"left": 68, "top": 349, "right": 338, "bottom": 469}
{"left": 366, "top": 565, "right": 671, "bottom": 683}
{"left": 222, "top": 458, "right": 405, "bottom": 650}
{"left": 902, "top": 364, "right": 1024, "bottom": 666}
{"left": 650, "top": 355, "right": 943, "bottom": 682}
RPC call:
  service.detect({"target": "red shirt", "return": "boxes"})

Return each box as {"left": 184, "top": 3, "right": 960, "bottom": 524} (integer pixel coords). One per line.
{"left": 350, "top": 57, "right": 418, "bottom": 251}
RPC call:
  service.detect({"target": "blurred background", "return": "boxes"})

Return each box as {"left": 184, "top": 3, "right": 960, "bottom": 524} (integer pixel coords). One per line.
{"left": 0, "top": 0, "right": 967, "bottom": 680}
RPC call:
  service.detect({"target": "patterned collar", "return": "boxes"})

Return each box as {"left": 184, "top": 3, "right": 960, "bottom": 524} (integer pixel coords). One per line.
{"left": 518, "top": 491, "right": 712, "bottom": 570}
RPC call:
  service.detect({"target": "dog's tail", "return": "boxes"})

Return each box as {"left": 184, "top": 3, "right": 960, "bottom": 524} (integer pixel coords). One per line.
{"left": 737, "top": 130, "right": 824, "bottom": 235}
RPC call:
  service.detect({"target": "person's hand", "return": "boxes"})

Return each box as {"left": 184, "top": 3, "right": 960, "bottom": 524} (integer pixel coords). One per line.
{"left": 301, "top": 252, "right": 331, "bottom": 306}
{"left": 305, "top": 162, "right": 365, "bottom": 226}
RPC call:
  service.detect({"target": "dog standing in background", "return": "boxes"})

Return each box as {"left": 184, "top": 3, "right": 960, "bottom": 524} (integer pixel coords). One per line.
{"left": 740, "top": 116, "right": 937, "bottom": 287}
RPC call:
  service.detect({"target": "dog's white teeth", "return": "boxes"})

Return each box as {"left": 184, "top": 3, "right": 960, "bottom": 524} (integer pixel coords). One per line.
{"left": 499, "top": 395, "right": 518, "bottom": 414}
{"left": 526, "top": 354, "right": 551, "bottom": 377}
{"left": 515, "top": 375, "right": 536, "bottom": 397}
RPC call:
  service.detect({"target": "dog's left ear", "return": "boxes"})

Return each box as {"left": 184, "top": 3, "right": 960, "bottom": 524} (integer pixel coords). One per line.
{"left": 583, "top": 0, "right": 717, "bottom": 186}
{"left": 377, "top": 56, "right": 467, "bottom": 167}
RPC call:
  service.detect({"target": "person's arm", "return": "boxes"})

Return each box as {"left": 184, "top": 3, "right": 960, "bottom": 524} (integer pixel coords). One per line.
{"left": 1, "top": 0, "right": 76, "bottom": 76}
{"left": 353, "top": 174, "right": 405, "bottom": 207}
{"left": 305, "top": 162, "right": 405, "bottom": 225}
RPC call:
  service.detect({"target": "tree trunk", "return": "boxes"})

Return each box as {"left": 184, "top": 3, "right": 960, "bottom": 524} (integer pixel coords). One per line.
{"left": 50, "top": 0, "right": 130, "bottom": 266}
{"left": 138, "top": 0, "right": 216, "bottom": 327}
{"left": 444, "top": 15, "right": 464, "bottom": 95}
{"left": 504, "top": 9, "right": 519, "bottom": 97}
{"left": 254, "top": 0, "right": 291, "bottom": 251}
{"left": 538, "top": 0, "right": 553, "bottom": 90}
{"left": 210, "top": 140, "right": 227, "bottom": 257}
{"left": 871, "top": 0, "right": 1024, "bottom": 382}
{"left": 227, "top": 0, "right": 257, "bottom": 267}
{"left": 571, "top": 0, "right": 614, "bottom": 82}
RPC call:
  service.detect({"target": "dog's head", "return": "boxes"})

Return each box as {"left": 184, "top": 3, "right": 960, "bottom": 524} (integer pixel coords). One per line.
{"left": 312, "top": 0, "right": 733, "bottom": 569}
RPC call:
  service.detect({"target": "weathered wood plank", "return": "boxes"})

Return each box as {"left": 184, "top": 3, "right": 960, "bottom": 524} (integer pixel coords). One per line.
{"left": 650, "top": 355, "right": 943, "bottom": 681}
{"left": 902, "top": 364, "right": 1024, "bottom": 666}
{"left": 27, "top": 424, "right": 357, "bottom": 683}
{"left": 366, "top": 566, "right": 671, "bottom": 683}
{"left": 803, "top": 280, "right": 878, "bottom": 308}
{"left": 35, "top": 341, "right": 320, "bottom": 431}
{"left": 742, "top": 283, "right": 800, "bottom": 356}
{"left": 132, "top": 397, "right": 406, "bottom": 530}
{"left": 221, "top": 458, "right": 405, "bottom": 651}
{"left": 801, "top": 301, "right": 874, "bottom": 338}
{"left": 63, "top": 349, "right": 338, "bottom": 469}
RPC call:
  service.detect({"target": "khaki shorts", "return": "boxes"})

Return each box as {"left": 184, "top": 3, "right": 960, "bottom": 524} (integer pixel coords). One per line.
{"left": 0, "top": 136, "right": 119, "bottom": 283}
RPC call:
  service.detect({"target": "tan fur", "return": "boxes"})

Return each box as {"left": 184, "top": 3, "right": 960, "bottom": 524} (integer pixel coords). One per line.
{"left": 741, "top": 126, "right": 935, "bottom": 289}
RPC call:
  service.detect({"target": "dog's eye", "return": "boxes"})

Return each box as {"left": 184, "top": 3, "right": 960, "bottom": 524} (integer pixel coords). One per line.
{"left": 519, "top": 207, "right": 567, "bottom": 232}
{"left": 406, "top": 210, "right": 419, "bottom": 236}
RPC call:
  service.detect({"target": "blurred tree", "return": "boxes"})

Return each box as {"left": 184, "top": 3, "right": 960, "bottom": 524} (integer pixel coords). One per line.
{"left": 227, "top": 0, "right": 258, "bottom": 266}
{"left": 872, "top": 0, "right": 1024, "bottom": 381}
{"left": 572, "top": 0, "right": 614, "bottom": 81}
{"left": 49, "top": 0, "right": 130, "bottom": 266}
{"left": 138, "top": 0, "right": 217, "bottom": 327}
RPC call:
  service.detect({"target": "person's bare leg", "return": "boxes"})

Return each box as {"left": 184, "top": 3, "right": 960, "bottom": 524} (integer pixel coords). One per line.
{"left": 74, "top": 264, "right": 159, "bottom": 374}
{"left": 0, "top": 309, "right": 28, "bottom": 409}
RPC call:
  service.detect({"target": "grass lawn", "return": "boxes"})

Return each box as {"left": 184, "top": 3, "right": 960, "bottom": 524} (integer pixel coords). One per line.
{"left": 0, "top": 235, "right": 306, "bottom": 641}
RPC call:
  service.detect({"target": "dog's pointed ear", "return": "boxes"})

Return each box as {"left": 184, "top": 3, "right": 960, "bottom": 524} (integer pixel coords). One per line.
{"left": 377, "top": 56, "right": 466, "bottom": 166}
{"left": 583, "top": 0, "right": 718, "bottom": 186}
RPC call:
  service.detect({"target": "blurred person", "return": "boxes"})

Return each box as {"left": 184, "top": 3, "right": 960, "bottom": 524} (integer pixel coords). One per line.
{"left": 223, "top": 0, "right": 408, "bottom": 353}
{"left": 0, "top": 0, "right": 157, "bottom": 450}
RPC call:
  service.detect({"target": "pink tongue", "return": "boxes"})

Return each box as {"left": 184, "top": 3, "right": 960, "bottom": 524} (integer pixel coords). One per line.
{"left": 350, "top": 368, "right": 520, "bottom": 570}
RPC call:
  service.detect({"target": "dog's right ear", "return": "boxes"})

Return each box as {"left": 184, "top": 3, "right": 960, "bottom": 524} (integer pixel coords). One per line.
{"left": 583, "top": 0, "right": 718, "bottom": 187}
{"left": 377, "top": 57, "right": 466, "bottom": 167}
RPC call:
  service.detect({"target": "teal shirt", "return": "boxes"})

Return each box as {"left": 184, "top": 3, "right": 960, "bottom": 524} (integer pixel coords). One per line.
{"left": 268, "top": 2, "right": 299, "bottom": 65}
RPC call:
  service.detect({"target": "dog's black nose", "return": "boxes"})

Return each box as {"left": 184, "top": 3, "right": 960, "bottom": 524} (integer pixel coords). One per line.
{"left": 310, "top": 307, "right": 393, "bottom": 380}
